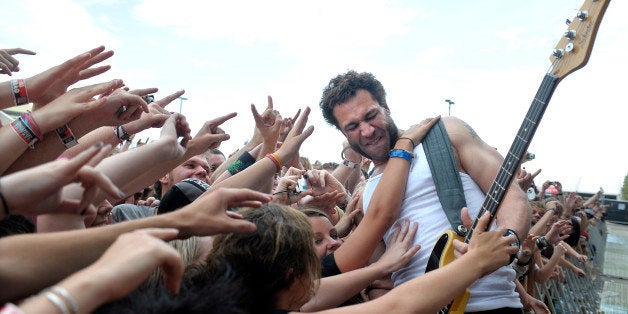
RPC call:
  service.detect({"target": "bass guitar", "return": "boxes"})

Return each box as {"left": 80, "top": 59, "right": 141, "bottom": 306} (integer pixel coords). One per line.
{"left": 425, "top": 0, "right": 611, "bottom": 313}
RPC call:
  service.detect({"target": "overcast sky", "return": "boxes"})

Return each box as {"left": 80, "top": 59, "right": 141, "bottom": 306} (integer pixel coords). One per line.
{"left": 2, "top": 0, "right": 625, "bottom": 195}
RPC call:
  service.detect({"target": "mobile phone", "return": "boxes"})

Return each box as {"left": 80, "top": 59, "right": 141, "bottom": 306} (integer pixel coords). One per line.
{"left": 296, "top": 175, "right": 308, "bottom": 193}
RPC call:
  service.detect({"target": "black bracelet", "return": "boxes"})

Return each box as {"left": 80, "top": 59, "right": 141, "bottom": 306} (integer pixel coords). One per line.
{"left": 503, "top": 229, "right": 521, "bottom": 264}
{"left": 535, "top": 236, "right": 549, "bottom": 251}
{"left": 515, "top": 253, "right": 532, "bottom": 267}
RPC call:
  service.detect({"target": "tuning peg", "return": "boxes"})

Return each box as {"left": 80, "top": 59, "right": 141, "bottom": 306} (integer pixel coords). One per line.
{"left": 577, "top": 10, "right": 588, "bottom": 21}
{"left": 552, "top": 49, "right": 564, "bottom": 59}
{"left": 565, "top": 18, "right": 571, "bottom": 25}
{"left": 564, "top": 29, "right": 576, "bottom": 40}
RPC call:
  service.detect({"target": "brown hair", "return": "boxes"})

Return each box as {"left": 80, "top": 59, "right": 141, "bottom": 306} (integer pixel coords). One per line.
{"left": 205, "top": 203, "right": 320, "bottom": 312}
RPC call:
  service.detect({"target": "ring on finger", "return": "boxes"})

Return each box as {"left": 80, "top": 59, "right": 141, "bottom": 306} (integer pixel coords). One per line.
{"left": 116, "top": 105, "right": 127, "bottom": 115}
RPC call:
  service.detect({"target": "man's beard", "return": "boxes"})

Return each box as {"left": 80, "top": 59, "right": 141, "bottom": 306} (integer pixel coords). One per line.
{"left": 347, "top": 116, "right": 399, "bottom": 162}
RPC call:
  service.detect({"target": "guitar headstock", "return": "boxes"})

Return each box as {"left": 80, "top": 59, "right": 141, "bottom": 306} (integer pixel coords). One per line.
{"left": 550, "top": 0, "right": 610, "bottom": 80}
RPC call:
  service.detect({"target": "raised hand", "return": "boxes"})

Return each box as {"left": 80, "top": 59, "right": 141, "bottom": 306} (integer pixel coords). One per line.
{"left": 400, "top": 115, "right": 441, "bottom": 147}
{"left": 251, "top": 96, "right": 282, "bottom": 147}
{"left": 27, "top": 46, "right": 114, "bottom": 108}
{"left": 516, "top": 167, "right": 541, "bottom": 191}
{"left": 0, "top": 143, "right": 123, "bottom": 217}
{"left": 30, "top": 79, "right": 125, "bottom": 134}
{"left": 335, "top": 192, "right": 364, "bottom": 237}
{"left": 274, "top": 106, "right": 314, "bottom": 167}
{"left": 545, "top": 219, "right": 571, "bottom": 245}
{"left": 272, "top": 174, "right": 313, "bottom": 205}
{"left": 184, "top": 112, "right": 236, "bottom": 157}
{"left": 175, "top": 187, "right": 272, "bottom": 238}
{"left": 122, "top": 90, "right": 184, "bottom": 134}
{"left": 0, "top": 48, "right": 36, "bottom": 75}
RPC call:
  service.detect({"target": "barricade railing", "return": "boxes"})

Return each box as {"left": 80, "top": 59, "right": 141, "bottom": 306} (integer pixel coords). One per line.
{"left": 533, "top": 220, "right": 607, "bottom": 313}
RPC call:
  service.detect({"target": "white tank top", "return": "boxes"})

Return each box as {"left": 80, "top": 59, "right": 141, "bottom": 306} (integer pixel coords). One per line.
{"left": 363, "top": 144, "right": 521, "bottom": 311}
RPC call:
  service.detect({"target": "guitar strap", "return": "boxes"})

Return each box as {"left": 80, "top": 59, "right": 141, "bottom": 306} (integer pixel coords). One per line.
{"left": 421, "top": 120, "right": 468, "bottom": 236}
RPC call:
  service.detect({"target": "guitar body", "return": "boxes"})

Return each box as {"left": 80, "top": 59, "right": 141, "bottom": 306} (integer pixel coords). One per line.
{"left": 424, "top": 0, "right": 610, "bottom": 312}
{"left": 426, "top": 230, "right": 468, "bottom": 314}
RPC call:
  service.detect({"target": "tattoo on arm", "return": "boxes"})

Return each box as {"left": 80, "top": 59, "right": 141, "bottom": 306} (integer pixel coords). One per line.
{"left": 461, "top": 121, "right": 479, "bottom": 140}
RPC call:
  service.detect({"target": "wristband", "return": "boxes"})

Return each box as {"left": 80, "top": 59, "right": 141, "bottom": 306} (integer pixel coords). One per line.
{"left": 55, "top": 124, "right": 79, "bottom": 148}
{"left": 22, "top": 111, "right": 43, "bottom": 141}
{"left": 389, "top": 149, "right": 414, "bottom": 163}
{"left": 266, "top": 153, "right": 283, "bottom": 173}
{"left": 227, "top": 151, "right": 257, "bottom": 175}
{"left": 10, "top": 117, "right": 38, "bottom": 148}
{"left": 10, "top": 79, "right": 29, "bottom": 106}
{"left": 113, "top": 125, "right": 131, "bottom": 142}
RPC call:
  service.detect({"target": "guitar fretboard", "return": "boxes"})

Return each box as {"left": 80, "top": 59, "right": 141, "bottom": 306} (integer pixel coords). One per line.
{"left": 464, "top": 74, "right": 559, "bottom": 243}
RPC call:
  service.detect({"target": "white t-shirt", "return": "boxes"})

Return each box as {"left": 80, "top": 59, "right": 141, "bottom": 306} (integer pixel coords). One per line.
{"left": 363, "top": 144, "right": 521, "bottom": 311}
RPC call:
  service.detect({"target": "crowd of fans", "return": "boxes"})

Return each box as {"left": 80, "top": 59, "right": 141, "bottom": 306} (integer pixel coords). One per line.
{"left": 0, "top": 46, "right": 608, "bottom": 313}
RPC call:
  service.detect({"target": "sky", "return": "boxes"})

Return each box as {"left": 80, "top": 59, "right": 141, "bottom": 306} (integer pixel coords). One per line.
{"left": 2, "top": 0, "right": 626, "bottom": 195}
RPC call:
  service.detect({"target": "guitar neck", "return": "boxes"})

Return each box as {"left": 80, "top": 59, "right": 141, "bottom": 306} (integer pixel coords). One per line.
{"left": 464, "top": 74, "right": 559, "bottom": 243}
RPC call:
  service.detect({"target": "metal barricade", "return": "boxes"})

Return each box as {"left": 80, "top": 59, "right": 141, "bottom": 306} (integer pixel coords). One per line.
{"left": 532, "top": 220, "right": 607, "bottom": 313}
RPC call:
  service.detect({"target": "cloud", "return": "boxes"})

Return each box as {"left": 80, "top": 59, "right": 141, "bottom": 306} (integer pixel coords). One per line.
{"left": 133, "top": 0, "right": 418, "bottom": 59}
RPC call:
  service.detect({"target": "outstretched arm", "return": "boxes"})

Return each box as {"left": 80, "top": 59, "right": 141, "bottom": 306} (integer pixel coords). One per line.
{"left": 301, "top": 220, "right": 419, "bottom": 312}
{"left": 304, "top": 211, "right": 518, "bottom": 314}
{"left": 0, "top": 187, "right": 270, "bottom": 302}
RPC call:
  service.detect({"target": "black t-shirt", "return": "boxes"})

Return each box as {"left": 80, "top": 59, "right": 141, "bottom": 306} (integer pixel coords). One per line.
{"left": 321, "top": 252, "right": 341, "bottom": 278}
